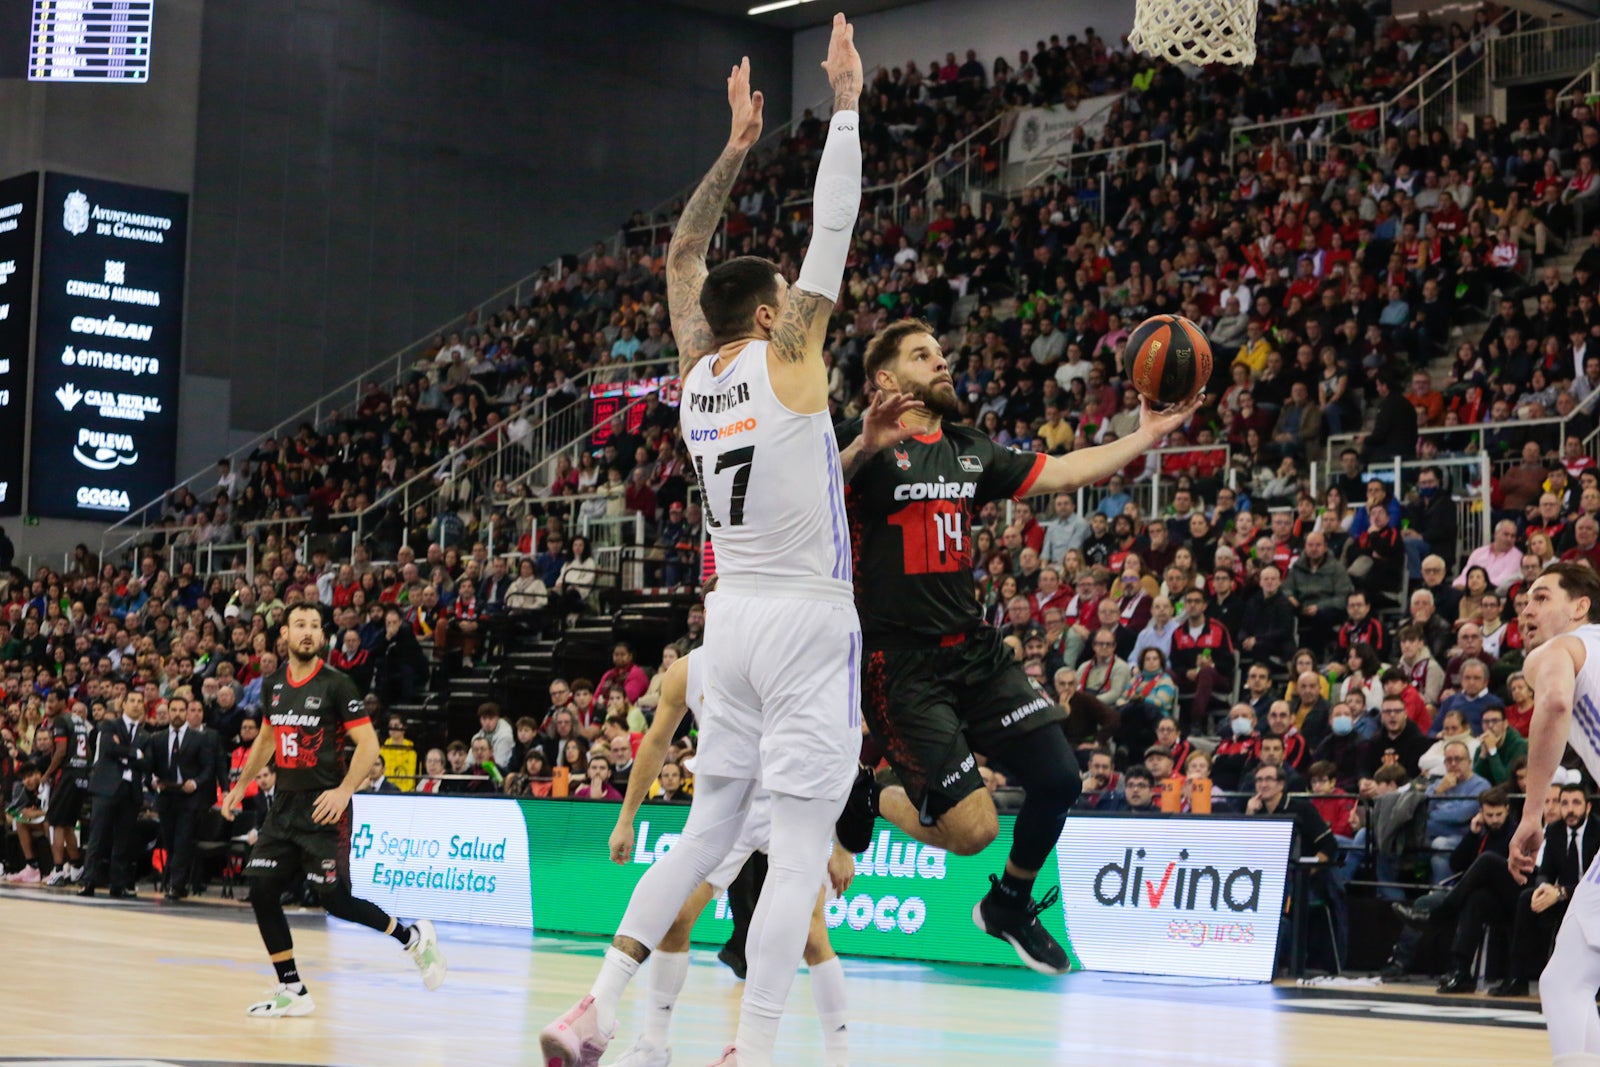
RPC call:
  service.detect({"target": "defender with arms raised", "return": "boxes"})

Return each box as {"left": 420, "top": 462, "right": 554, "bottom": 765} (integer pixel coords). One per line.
{"left": 541, "top": 17, "right": 866, "bottom": 1067}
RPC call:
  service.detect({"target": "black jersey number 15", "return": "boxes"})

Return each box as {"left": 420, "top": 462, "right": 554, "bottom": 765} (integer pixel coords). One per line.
{"left": 694, "top": 446, "right": 755, "bottom": 528}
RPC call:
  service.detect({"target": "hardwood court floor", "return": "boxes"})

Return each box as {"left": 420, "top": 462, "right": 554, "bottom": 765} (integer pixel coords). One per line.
{"left": 0, "top": 892, "right": 1553, "bottom": 1066}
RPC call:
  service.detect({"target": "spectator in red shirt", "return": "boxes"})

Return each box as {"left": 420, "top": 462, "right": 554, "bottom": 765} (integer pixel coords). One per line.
{"left": 597, "top": 642, "right": 650, "bottom": 705}
{"left": 1560, "top": 515, "right": 1600, "bottom": 570}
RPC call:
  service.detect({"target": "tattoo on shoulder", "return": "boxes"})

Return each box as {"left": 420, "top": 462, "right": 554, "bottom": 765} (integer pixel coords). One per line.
{"left": 771, "top": 291, "right": 829, "bottom": 363}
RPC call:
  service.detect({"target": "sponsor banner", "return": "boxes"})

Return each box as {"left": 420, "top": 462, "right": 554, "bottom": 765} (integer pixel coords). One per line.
{"left": 1006, "top": 94, "right": 1123, "bottom": 164}
{"left": 348, "top": 794, "right": 533, "bottom": 929}
{"left": 346, "top": 797, "right": 1293, "bottom": 978}
{"left": 28, "top": 172, "right": 187, "bottom": 519}
{"left": 0, "top": 172, "right": 38, "bottom": 517}
{"left": 1058, "top": 815, "right": 1293, "bottom": 981}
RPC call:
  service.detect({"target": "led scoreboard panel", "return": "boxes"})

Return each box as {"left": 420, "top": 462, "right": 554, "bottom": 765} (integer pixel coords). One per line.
{"left": 28, "top": 173, "right": 186, "bottom": 519}
{"left": 0, "top": 174, "right": 39, "bottom": 518}
{"left": 29, "top": 0, "right": 153, "bottom": 82}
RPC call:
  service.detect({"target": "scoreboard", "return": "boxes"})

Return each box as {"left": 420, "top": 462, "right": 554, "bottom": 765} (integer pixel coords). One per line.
{"left": 28, "top": 0, "right": 153, "bottom": 82}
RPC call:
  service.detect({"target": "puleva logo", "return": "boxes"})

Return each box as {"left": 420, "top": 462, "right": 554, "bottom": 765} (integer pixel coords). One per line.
{"left": 56, "top": 383, "right": 83, "bottom": 411}
{"left": 1093, "top": 847, "right": 1263, "bottom": 913}
{"left": 64, "top": 191, "right": 90, "bottom": 237}
{"left": 351, "top": 823, "right": 375, "bottom": 859}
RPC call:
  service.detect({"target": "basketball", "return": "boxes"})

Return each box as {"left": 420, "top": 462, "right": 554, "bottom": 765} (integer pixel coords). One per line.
{"left": 1121, "top": 314, "right": 1213, "bottom": 407}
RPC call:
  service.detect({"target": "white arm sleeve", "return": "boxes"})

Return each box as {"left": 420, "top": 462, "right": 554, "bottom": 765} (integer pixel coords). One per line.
{"left": 794, "top": 110, "right": 861, "bottom": 303}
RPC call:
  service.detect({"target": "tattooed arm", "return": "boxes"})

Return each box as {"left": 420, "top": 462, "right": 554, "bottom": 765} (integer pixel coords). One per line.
{"left": 669, "top": 57, "right": 765, "bottom": 379}
{"left": 769, "top": 13, "right": 863, "bottom": 415}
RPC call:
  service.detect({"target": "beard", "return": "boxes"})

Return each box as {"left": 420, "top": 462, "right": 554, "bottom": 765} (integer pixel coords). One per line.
{"left": 905, "top": 378, "right": 962, "bottom": 419}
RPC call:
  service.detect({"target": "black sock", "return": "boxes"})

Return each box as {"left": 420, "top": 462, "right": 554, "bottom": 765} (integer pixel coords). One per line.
{"left": 390, "top": 921, "right": 415, "bottom": 947}
{"left": 273, "top": 958, "right": 302, "bottom": 990}
{"left": 996, "top": 870, "right": 1036, "bottom": 904}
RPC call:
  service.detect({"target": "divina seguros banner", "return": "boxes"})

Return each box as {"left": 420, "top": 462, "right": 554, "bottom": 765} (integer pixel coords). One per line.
{"left": 348, "top": 796, "right": 1295, "bottom": 981}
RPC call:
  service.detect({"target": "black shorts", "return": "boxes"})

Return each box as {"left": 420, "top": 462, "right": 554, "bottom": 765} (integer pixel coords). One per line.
{"left": 862, "top": 628, "right": 1065, "bottom": 823}
{"left": 45, "top": 778, "right": 86, "bottom": 828}
{"left": 245, "top": 792, "right": 351, "bottom": 889}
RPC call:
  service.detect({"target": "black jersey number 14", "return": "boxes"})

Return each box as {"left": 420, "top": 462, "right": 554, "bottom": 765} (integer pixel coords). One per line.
{"left": 694, "top": 446, "right": 756, "bottom": 529}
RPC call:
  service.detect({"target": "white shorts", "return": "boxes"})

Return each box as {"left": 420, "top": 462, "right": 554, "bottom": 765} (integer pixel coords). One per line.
{"left": 694, "top": 582, "right": 861, "bottom": 803}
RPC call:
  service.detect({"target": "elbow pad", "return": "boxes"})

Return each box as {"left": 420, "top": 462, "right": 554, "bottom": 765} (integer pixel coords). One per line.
{"left": 795, "top": 110, "right": 861, "bottom": 303}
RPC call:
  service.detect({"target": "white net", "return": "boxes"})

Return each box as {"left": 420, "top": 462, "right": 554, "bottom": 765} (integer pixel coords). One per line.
{"left": 1129, "top": 0, "right": 1259, "bottom": 66}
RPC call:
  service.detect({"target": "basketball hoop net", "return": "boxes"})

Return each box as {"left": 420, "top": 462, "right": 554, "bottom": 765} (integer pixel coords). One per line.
{"left": 1129, "top": 0, "right": 1259, "bottom": 66}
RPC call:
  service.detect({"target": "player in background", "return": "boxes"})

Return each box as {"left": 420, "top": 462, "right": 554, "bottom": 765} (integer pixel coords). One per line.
{"left": 837, "top": 319, "right": 1203, "bottom": 972}
{"left": 605, "top": 650, "right": 854, "bottom": 1067}
{"left": 43, "top": 692, "right": 88, "bottom": 884}
{"left": 221, "top": 603, "right": 446, "bottom": 1018}
{"left": 1508, "top": 561, "right": 1600, "bottom": 1067}
{"left": 541, "top": 18, "right": 865, "bottom": 1067}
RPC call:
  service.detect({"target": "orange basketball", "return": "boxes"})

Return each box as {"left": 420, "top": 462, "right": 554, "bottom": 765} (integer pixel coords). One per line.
{"left": 1121, "top": 314, "right": 1213, "bottom": 407}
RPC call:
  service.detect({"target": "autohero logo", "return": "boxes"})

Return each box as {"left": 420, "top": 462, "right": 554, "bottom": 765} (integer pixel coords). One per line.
{"left": 687, "top": 417, "right": 757, "bottom": 443}
{"left": 825, "top": 829, "right": 948, "bottom": 937}
{"left": 1093, "top": 846, "right": 1264, "bottom": 950}
{"left": 364, "top": 823, "right": 508, "bottom": 894}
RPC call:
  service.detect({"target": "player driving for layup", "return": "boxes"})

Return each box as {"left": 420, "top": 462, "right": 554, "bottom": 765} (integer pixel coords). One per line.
{"left": 1507, "top": 561, "right": 1600, "bottom": 1066}
{"left": 837, "top": 319, "right": 1203, "bottom": 972}
{"left": 540, "top": 17, "right": 864, "bottom": 1067}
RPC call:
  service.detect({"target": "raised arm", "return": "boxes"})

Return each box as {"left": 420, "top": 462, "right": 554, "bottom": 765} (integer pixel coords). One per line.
{"left": 768, "top": 13, "right": 863, "bottom": 414}
{"left": 610, "top": 654, "right": 692, "bottom": 864}
{"left": 669, "top": 58, "right": 766, "bottom": 378}
{"left": 1026, "top": 393, "right": 1207, "bottom": 496}
{"left": 1511, "top": 638, "right": 1580, "bottom": 881}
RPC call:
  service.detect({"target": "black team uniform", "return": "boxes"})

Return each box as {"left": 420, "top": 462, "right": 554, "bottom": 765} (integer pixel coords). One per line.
{"left": 46, "top": 709, "right": 90, "bottom": 855}
{"left": 838, "top": 418, "right": 1082, "bottom": 973}
{"left": 243, "top": 657, "right": 439, "bottom": 1013}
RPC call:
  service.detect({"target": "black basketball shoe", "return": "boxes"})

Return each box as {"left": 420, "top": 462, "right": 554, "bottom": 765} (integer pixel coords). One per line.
{"left": 834, "top": 764, "right": 881, "bottom": 854}
{"left": 973, "top": 876, "right": 1073, "bottom": 975}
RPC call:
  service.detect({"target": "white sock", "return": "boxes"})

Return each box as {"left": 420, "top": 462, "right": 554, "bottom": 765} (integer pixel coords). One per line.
{"left": 644, "top": 950, "right": 690, "bottom": 1047}
{"left": 809, "top": 957, "right": 849, "bottom": 1067}
{"left": 589, "top": 947, "right": 641, "bottom": 1036}
{"left": 733, "top": 1011, "right": 781, "bottom": 1067}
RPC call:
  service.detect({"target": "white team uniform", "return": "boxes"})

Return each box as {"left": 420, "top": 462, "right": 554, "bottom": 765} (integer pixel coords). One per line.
{"left": 1560, "top": 625, "right": 1600, "bottom": 944}
{"left": 681, "top": 340, "right": 861, "bottom": 803}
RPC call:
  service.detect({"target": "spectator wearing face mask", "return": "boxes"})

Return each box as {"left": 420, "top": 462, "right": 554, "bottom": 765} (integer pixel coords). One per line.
{"left": 1212, "top": 704, "right": 1263, "bottom": 793}
{"left": 1312, "top": 703, "right": 1368, "bottom": 792}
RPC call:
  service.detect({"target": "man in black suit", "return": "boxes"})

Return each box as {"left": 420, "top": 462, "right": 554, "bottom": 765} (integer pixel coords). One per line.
{"left": 148, "top": 696, "right": 216, "bottom": 901}
{"left": 79, "top": 691, "right": 151, "bottom": 898}
{"left": 1494, "top": 783, "right": 1600, "bottom": 997}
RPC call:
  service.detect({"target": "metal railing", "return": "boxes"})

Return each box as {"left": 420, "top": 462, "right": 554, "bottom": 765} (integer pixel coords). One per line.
{"left": 1487, "top": 19, "right": 1600, "bottom": 84}
{"left": 1014, "top": 139, "right": 1170, "bottom": 226}
{"left": 99, "top": 357, "right": 677, "bottom": 568}
{"left": 1556, "top": 54, "right": 1600, "bottom": 109}
{"left": 1016, "top": 444, "right": 1234, "bottom": 528}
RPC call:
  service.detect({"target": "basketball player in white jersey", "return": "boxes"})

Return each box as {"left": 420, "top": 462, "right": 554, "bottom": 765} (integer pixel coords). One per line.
{"left": 541, "top": 17, "right": 865, "bottom": 1067}
{"left": 1509, "top": 560, "right": 1600, "bottom": 1066}
{"left": 605, "top": 650, "right": 855, "bottom": 1067}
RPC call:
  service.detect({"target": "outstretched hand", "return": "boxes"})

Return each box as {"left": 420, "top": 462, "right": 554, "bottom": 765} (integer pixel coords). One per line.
{"left": 727, "top": 56, "right": 764, "bottom": 151}
{"left": 820, "top": 13, "right": 862, "bottom": 108}
{"left": 1139, "top": 391, "right": 1207, "bottom": 444}
{"left": 859, "top": 390, "right": 925, "bottom": 454}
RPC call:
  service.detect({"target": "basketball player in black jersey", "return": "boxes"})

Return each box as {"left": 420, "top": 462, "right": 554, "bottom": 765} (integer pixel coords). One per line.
{"left": 43, "top": 692, "right": 89, "bottom": 884}
{"left": 221, "top": 602, "right": 446, "bottom": 1017}
{"left": 837, "top": 318, "right": 1202, "bottom": 973}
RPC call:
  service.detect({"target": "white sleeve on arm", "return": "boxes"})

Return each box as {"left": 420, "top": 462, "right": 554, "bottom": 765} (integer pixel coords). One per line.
{"left": 794, "top": 110, "right": 861, "bottom": 303}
